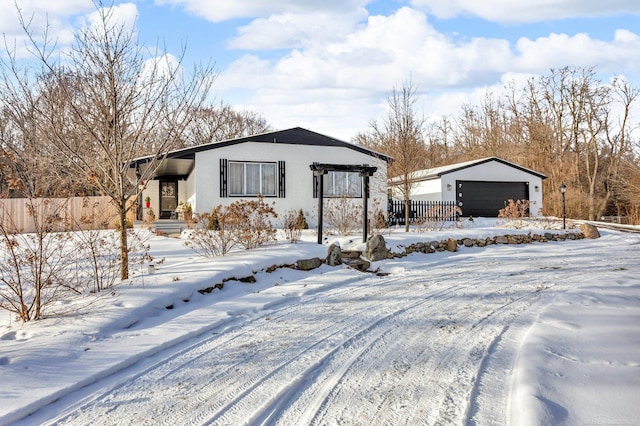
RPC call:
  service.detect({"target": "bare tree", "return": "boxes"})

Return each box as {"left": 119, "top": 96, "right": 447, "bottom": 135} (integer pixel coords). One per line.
{"left": 602, "top": 78, "right": 640, "bottom": 218}
{"left": 616, "top": 154, "right": 640, "bottom": 223}
{"left": 182, "top": 102, "right": 271, "bottom": 147}
{"left": 359, "top": 79, "right": 428, "bottom": 231}
{"left": 6, "top": 1, "right": 215, "bottom": 279}
{"left": 430, "top": 66, "right": 640, "bottom": 222}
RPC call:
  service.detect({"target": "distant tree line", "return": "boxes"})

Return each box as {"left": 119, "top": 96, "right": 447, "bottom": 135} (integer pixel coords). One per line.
{"left": 356, "top": 67, "right": 640, "bottom": 224}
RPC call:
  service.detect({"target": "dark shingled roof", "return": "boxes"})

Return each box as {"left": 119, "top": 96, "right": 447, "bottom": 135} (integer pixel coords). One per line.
{"left": 130, "top": 127, "right": 393, "bottom": 166}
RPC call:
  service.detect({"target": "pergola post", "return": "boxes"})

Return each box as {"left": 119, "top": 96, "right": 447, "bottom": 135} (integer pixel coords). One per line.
{"left": 360, "top": 170, "right": 375, "bottom": 243}
{"left": 315, "top": 169, "right": 326, "bottom": 244}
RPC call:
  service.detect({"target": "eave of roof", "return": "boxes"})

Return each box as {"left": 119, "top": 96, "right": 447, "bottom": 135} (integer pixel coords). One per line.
{"left": 130, "top": 127, "right": 393, "bottom": 166}
{"left": 390, "top": 157, "right": 547, "bottom": 183}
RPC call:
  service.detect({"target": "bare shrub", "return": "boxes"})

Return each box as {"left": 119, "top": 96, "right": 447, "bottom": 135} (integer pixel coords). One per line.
{"left": 324, "top": 197, "right": 362, "bottom": 235}
{"left": 367, "top": 198, "right": 389, "bottom": 236}
{"left": 184, "top": 207, "right": 236, "bottom": 257}
{"left": 185, "top": 197, "right": 278, "bottom": 255}
{"left": 0, "top": 196, "right": 152, "bottom": 322}
{"left": 281, "top": 209, "right": 307, "bottom": 243}
{"left": 415, "top": 203, "right": 462, "bottom": 232}
{"left": 74, "top": 228, "right": 151, "bottom": 293}
{"left": 498, "top": 199, "right": 531, "bottom": 229}
{"left": 0, "top": 199, "right": 80, "bottom": 321}
{"left": 226, "top": 196, "right": 278, "bottom": 249}
{"left": 499, "top": 199, "right": 530, "bottom": 218}
{"left": 295, "top": 209, "right": 309, "bottom": 230}
{"left": 73, "top": 198, "right": 125, "bottom": 293}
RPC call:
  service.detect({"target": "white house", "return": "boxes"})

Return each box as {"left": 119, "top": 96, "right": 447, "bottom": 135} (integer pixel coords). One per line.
{"left": 128, "top": 127, "right": 392, "bottom": 227}
{"left": 390, "top": 157, "right": 547, "bottom": 217}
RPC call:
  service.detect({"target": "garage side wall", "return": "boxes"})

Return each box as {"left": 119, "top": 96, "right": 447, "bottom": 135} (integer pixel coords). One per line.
{"left": 409, "top": 178, "right": 442, "bottom": 201}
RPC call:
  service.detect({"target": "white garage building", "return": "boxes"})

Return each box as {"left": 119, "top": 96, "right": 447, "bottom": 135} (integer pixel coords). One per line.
{"left": 391, "top": 157, "right": 547, "bottom": 217}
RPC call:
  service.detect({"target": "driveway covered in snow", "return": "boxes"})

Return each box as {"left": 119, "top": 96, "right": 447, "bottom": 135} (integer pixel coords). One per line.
{"left": 12, "top": 228, "right": 638, "bottom": 426}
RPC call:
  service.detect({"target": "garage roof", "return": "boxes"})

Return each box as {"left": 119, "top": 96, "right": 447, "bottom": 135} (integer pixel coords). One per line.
{"left": 392, "top": 157, "right": 547, "bottom": 183}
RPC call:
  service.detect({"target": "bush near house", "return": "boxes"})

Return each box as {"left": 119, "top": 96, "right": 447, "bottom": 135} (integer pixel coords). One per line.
{"left": 186, "top": 197, "right": 278, "bottom": 256}
{"left": 282, "top": 209, "right": 309, "bottom": 243}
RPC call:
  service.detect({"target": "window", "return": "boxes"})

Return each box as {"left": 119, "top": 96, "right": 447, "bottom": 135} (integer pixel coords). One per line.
{"left": 229, "top": 161, "right": 276, "bottom": 196}
{"left": 323, "top": 171, "right": 362, "bottom": 197}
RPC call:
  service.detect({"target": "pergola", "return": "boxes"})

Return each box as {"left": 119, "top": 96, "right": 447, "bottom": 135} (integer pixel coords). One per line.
{"left": 310, "top": 162, "right": 378, "bottom": 244}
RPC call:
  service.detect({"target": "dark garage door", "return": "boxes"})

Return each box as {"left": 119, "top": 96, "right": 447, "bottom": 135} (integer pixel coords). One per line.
{"left": 456, "top": 180, "right": 529, "bottom": 217}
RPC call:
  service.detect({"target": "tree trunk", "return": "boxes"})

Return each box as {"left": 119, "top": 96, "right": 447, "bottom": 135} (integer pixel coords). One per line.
{"left": 404, "top": 198, "right": 410, "bottom": 232}
{"left": 119, "top": 206, "right": 129, "bottom": 280}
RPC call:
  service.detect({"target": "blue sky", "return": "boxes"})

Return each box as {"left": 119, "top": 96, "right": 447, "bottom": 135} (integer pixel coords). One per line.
{"left": 2, "top": 0, "right": 640, "bottom": 140}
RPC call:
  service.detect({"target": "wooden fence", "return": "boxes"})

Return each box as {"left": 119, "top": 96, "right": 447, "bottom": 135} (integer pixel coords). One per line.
{"left": 0, "top": 196, "right": 131, "bottom": 233}
{"left": 388, "top": 199, "right": 458, "bottom": 225}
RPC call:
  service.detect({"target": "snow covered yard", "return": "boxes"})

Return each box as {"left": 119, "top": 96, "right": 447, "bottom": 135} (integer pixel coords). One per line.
{"left": 1, "top": 220, "right": 639, "bottom": 425}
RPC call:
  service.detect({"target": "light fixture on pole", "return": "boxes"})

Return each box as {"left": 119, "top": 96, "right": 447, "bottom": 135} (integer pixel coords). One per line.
{"left": 559, "top": 183, "right": 566, "bottom": 230}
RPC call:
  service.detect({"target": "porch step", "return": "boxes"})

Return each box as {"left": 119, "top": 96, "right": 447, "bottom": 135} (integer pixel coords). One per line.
{"left": 150, "top": 220, "right": 187, "bottom": 235}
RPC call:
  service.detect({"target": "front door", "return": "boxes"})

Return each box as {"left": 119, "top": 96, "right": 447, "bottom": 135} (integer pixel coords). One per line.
{"left": 160, "top": 181, "right": 178, "bottom": 219}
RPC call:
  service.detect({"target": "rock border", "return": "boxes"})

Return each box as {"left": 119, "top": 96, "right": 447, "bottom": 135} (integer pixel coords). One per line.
{"left": 186, "top": 227, "right": 594, "bottom": 307}
{"left": 393, "top": 231, "right": 585, "bottom": 258}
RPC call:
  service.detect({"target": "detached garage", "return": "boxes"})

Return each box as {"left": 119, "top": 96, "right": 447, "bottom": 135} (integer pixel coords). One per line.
{"left": 391, "top": 157, "right": 547, "bottom": 217}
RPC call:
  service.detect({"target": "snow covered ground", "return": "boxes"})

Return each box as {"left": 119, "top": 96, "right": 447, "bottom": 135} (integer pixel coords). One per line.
{"left": 1, "top": 219, "right": 639, "bottom": 425}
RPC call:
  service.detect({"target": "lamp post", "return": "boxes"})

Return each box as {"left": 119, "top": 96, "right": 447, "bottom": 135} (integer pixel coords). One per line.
{"left": 559, "top": 183, "right": 566, "bottom": 230}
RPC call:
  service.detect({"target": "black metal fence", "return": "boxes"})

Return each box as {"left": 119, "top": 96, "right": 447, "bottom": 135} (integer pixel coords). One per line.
{"left": 388, "top": 199, "right": 458, "bottom": 225}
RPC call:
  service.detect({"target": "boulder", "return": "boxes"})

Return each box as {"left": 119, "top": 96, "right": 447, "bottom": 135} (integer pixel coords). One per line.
{"left": 446, "top": 238, "right": 457, "bottom": 252}
{"left": 364, "top": 234, "right": 388, "bottom": 261}
{"left": 297, "top": 257, "right": 322, "bottom": 271}
{"left": 580, "top": 223, "right": 601, "bottom": 239}
{"left": 495, "top": 235, "right": 508, "bottom": 244}
{"left": 344, "top": 258, "right": 371, "bottom": 272}
{"left": 326, "top": 243, "right": 342, "bottom": 266}
{"left": 462, "top": 238, "right": 474, "bottom": 247}
{"left": 341, "top": 250, "right": 362, "bottom": 259}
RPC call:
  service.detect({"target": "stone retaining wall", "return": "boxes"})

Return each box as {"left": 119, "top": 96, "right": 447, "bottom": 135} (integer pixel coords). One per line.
{"left": 392, "top": 231, "right": 585, "bottom": 258}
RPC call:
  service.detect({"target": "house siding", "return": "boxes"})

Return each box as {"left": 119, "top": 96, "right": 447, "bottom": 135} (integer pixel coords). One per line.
{"left": 193, "top": 141, "right": 388, "bottom": 227}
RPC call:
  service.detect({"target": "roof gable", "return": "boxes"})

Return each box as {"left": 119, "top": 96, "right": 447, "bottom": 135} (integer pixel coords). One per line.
{"left": 438, "top": 157, "right": 547, "bottom": 179}
{"left": 133, "top": 127, "right": 392, "bottom": 164}
{"left": 393, "top": 157, "right": 547, "bottom": 182}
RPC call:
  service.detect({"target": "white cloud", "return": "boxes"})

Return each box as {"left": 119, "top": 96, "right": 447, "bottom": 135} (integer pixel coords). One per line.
{"left": 515, "top": 31, "right": 640, "bottom": 74}
{"left": 0, "top": 1, "right": 139, "bottom": 60}
{"left": 154, "top": 0, "right": 368, "bottom": 23}
{"left": 82, "top": 2, "right": 138, "bottom": 37}
{"left": 0, "top": 0, "right": 93, "bottom": 57}
{"left": 0, "top": 0, "right": 93, "bottom": 31}
{"left": 219, "top": 8, "right": 516, "bottom": 95}
{"left": 228, "top": 10, "right": 367, "bottom": 51}
{"left": 409, "top": 0, "right": 640, "bottom": 23}
{"left": 214, "top": 6, "right": 640, "bottom": 140}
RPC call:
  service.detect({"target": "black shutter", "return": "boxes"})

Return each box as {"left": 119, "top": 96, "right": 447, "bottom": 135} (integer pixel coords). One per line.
{"left": 313, "top": 174, "right": 318, "bottom": 198}
{"left": 278, "top": 161, "right": 286, "bottom": 198}
{"left": 220, "top": 159, "right": 228, "bottom": 197}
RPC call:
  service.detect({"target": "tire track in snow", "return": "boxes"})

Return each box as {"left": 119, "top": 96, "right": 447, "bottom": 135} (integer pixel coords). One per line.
{"left": 46, "top": 271, "right": 457, "bottom": 425}
{"left": 43, "top": 273, "right": 370, "bottom": 425}
{"left": 279, "top": 263, "right": 550, "bottom": 425}
{"left": 237, "top": 282, "right": 465, "bottom": 426}
{"left": 194, "top": 275, "right": 463, "bottom": 425}
{"left": 44, "top": 246, "right": 600, "bottom": 426}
